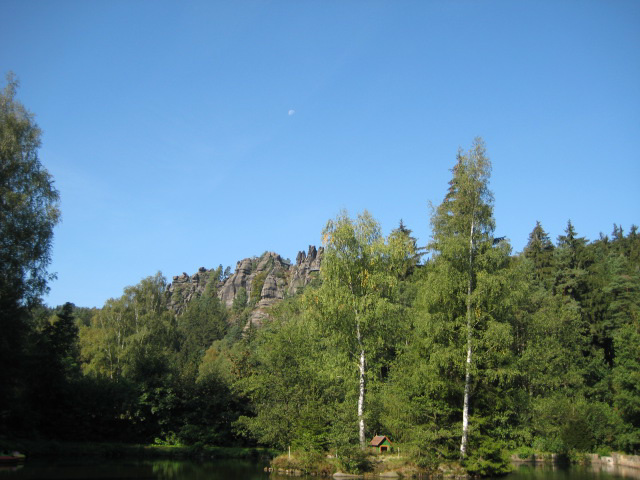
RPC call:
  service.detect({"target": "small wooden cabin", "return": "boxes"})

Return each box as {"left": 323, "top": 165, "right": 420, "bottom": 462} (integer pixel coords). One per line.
{"left": 369, "top": 435, "right": 392, "bottom": 453}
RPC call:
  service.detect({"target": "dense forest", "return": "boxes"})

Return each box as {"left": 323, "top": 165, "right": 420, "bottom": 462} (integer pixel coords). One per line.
{"left": 1, "top": 77, "right": 639, "bottom": 473}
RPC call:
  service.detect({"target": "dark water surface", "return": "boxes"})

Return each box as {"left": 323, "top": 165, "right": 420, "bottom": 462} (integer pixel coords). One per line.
{"left": 1, "top": 459, "right": 638, "bottom": 480}
{"left": 0, "top": 458, "right": 270, "bottom": 480}
{"left": 507, "top": 463, "right": 639, "bottom": 480}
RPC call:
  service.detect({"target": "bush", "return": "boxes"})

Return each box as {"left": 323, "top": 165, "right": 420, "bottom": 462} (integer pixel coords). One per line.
{"left": 153, "top": 432, "right": 181, "bottom": 446}
{"left": 465, "top": 440, "right": 512, "bottom": 477}
{"left": 514, "top": 446, "right": 535, "bottom": 460}
{"left": 337, "top": 447, "right": 372, "bottom": 474}
{"left": 413, "top": 452, "right": 438, "bottom": 471}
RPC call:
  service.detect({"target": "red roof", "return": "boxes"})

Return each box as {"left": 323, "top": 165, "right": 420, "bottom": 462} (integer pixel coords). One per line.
{"left": 369, "top": 435, "right": 391, "bottom": 446}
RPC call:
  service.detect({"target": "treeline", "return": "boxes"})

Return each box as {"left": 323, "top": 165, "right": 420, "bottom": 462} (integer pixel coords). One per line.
{"left": 5, "top": 142, "right": 639, "bottom": 465}
{"left": 3, "top": 210, "right": 638, "bottom": 456}
{"left": 2, "top": 269, "right": 249, "bottom": 445}
{"left": 227, "top": 142, "right": 640, "bottom": 468}
{"left": 1, "top": 78, "right": 638, "bottom": 471}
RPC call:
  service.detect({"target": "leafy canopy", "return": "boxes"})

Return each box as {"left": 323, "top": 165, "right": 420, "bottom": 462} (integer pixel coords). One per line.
{"left": 0, "top": 72, "right": 60, "bottom": 306}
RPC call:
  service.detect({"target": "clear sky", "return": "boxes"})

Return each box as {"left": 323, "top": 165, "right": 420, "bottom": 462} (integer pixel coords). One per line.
{"left": 2, "top": 0, "right": 638, "bottom": 308}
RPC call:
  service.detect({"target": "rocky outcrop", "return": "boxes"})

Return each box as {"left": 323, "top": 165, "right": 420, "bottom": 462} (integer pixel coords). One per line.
{"left": 166, "top": 246, "right": 324, "bottom": 329}
{"left": 167, "top": 267, "right": 220, "bottom": 313}
{"left": 288, "top": 245, "right": 322, "bottom": 296}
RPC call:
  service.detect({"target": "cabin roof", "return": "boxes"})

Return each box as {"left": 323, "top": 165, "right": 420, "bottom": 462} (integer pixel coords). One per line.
{"left": 370, "top": 435, "right": 391, "bottom": 447}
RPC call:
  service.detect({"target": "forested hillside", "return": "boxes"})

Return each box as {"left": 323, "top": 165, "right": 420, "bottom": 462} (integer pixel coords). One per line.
{"left": 2, "top": 75, "right": 638, "bottom": 472}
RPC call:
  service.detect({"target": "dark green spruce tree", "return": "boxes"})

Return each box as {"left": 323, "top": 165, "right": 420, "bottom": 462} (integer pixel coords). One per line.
{"left": 523, "top": 221, "right": 555, "bottom": 288}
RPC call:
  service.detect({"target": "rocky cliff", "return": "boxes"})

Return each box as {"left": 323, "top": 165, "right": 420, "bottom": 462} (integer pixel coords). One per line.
{"left": 167, "top": 245, "right": 323, "bottom": 328}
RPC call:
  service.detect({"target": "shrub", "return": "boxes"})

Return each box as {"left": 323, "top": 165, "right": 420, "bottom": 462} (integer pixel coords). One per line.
{"left": 337, "top": 447, "right": 372, "bottom": 474}
{"left": 413, "top": 452, "right": 438, "bottom": 471}
{"left": 465, "top": 440, "right": 512, "bottom": 477}
{"left": 514, "top": 446, "right": 535, "bottom": 460}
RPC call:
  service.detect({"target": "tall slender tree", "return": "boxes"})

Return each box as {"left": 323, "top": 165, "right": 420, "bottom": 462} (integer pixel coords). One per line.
{"left": 428, "top": 138, "right": 495, "bottom": 459}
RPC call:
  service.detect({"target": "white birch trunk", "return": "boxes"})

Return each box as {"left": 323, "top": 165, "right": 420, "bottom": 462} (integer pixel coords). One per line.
{"left": 460, "top": 218, "right": 475, "bottom": 460}
{"left": 356, "top": 320, "right": 366, "bottom": 449}
{"left": 460, "top": 337, "right": 472, "bottom": 459}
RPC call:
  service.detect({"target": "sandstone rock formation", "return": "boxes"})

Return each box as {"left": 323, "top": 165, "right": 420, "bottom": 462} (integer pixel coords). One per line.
{"left": 289, "top": 245, "right": 322, "bottom": 297}
{"left": 166, "top": 246, "right": 324, "bottom": 329}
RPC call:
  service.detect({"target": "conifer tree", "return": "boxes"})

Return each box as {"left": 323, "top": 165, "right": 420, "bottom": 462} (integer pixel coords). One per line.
{"left": 605, "top": 254, "right": 640, "bottom": 450}
{"left": 554, "top": 221, "right": 589, "bottom": 301}
{"left": 523, "top": 221, "right": 555, "bottom": 287}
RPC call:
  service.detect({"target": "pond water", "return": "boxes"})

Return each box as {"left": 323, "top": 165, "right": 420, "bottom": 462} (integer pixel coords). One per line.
{"left": 507, "top": 463, "right": 640, "bottom": 480}
{"left": 0, "top": 458, "right": 270, "bottom": 480}
{"left": 0, "top": 458, "right": 638, "bottom": 480}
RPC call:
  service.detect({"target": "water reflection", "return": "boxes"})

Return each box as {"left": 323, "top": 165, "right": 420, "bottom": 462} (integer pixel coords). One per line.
{"left": 510, "top": 463, "right": 640, "bottom": 480}
{"left": 0, "top": 458, "right": 270, "bottom": 480}
{"left": 150, "top": 459, "right": 270, "bottom": 480}
{"left": 0, "top": 458, "right": 637, "bottom": 480}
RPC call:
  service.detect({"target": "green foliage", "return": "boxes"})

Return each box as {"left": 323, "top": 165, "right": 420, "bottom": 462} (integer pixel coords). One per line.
{"left": 513, "top": 446, "right": 535, "bottom": 460}
{"left": 232, "top": 287, "right": 248, "bottom": 312}
{"left": 154, "top": 432, "right": 181, "bottom": 446}
{"left": 0, "top": 73, "right": 60, "bottom": 306}
{"left": 427, "top": 139, "right": 501, "bottom": 459}
{"left": 609, "top": 266, "right": 640, "bottom": 449}
{"left": 271, "top": 450, "right": 335, "bottom": 475}
{"left": 80, "top": 272, "right": 176, "bottom": 383}
{"left": 315, "top": 210, "right": 416, "bottom": 447}
{"left": 524, "top": 221, "right": 555, "bottom": 288}
{"left": 553, "top": 220, "right": 589, "bottom": 302}
{"left": 412, "top": 451, "right": 439, "bottom": 471}
{"left": 170, "top": 287, "right": 183, "bottom": 304}
{"left": 234, "top": 303, "right": 341, "bottom": 450}
{"left": 387, "top": 139, "right": 524, "bottom": 460}
{"left": 3, "top": 128, "right": 639, "bottom": 458}
{"left": 250, "top": 270, "right": 267, "bottom": 305}
{"left": 177, "top": 290, "right": 227, "bottom": 376}
{"left": 45, "top": 302, "right": 81, "bottom": 377}
{"left": 337, "top": 447, "right": 373, "bottom": 474}
{"left": 464, "top": 439, "right": 512, "bottom": 477}
{"left": 0, "top": 74, "right": 61, "bottom": 433}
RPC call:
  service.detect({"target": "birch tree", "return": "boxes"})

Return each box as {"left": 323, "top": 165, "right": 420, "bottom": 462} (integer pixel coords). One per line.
{"left": 317, "top": 211, "right": 411, "bottom": 448}
{"left": 428, "top": 139, "right": 495, "bottom": 459}
{"left": 79, "top": 273, "right": 176, "bottom": 380}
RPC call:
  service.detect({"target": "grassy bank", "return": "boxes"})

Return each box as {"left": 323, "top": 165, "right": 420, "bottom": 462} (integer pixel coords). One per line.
{"left": 269, "top": 450, "right": 468, "bottom": 478}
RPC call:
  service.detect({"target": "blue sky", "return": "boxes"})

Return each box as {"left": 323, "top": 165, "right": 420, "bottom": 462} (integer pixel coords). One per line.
{"left": 2, "top": 1, "right": 638, "bottom": 308}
